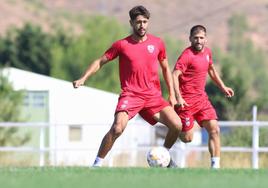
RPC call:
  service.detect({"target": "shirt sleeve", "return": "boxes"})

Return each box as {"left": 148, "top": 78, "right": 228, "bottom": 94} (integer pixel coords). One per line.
{"left": 174, "top": 51, "right": 188, "bottom": 73}
{"left": 158, "top": 39, "right": 167, "bottom": 61}
{"left": 104, "top": 40, "right": 121, "bottom": 61}
{"left": 208, "top": 48, "right": 213, "bottom": 65}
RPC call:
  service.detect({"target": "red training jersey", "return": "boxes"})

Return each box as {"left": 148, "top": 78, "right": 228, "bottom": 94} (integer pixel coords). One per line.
{"left": 174, "top": 47, "right": 213, "bottom": 103}
{"left": 104, "top": 34, "right": 167, "bottom": 96}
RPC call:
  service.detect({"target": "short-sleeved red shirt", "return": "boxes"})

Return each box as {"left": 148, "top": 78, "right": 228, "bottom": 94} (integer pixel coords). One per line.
{"left": 105, "top": 34, "right": 166, "bottom": 97}
{"left": 174, "top": 47, "right": 217, "bottom": 131}
{"left": 104, "top": 34, "right": 170, "bottom": 124}
{"left": 174, "top": 46, "right": 213, "bottom": 104}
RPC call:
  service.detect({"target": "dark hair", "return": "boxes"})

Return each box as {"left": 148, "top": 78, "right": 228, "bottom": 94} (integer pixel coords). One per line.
{"left": 190, "top": 25, "right": 207, "bottom": 36}
{"left": 129, "top": 5, "right": 150, "bottom": 20}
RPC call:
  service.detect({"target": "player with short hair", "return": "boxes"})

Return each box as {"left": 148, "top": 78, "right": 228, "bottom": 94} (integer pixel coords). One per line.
{"left": 172, "top": 25, "right": 234, "bottom": 169}
{"left": 73, "top": 5, "right": 182, "bottom": 167}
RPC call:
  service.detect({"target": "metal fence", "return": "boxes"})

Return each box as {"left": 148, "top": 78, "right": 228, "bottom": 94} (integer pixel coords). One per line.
{"left": 0, "top": 106, "right": 268, "bottom": 168}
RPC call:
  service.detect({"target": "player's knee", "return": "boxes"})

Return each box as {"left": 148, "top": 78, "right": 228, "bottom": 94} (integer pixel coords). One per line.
{"left": 179, "top": 133, "right": 193, "bottom": 143}
{"left": 170, "top": 124, "right": 181, "bottom": 134}
{"left": 110, "top": 125, "right": 124, "bottom": 138}
{"left": 209, "top": 126, "right": 220, "bottom": 138}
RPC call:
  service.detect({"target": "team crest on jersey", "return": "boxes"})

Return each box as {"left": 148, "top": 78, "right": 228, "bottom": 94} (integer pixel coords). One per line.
{"left": 120, "top": 100, "right": 128, "bottom": 109}
{"left": 147, "top": 45, "right": 155, "bottom": 53}
{"left": 206, "top": 54, "right": 210, "bottom": 62}
{"left": 185, "top": 117, "right": 190, "bottom": 127}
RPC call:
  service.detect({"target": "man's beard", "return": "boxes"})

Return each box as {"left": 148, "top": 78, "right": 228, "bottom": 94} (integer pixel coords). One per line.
{"left": 134, "top": 29, "right": 146, "bottom": 37}
{"left": 193, "top": 44, "right": 204, "bottom": 51}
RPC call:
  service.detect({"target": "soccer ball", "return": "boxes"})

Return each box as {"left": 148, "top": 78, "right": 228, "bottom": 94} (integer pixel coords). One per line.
{"left": 146, "top": 146, "right": 171, "bottom": 167}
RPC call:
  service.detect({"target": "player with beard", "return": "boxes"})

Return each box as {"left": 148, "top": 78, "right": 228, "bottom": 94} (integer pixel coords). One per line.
{"left": 172, "top": 25, "right": 234, "bottom": 168}
{"left": 73, "top": 5, "right": 182, "bottom": 167}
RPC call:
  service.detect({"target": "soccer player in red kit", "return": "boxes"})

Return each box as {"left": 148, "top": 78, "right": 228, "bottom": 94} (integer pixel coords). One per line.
{"left": 172, "top": 25, "right": 234, "bottom": 169}
{"left": 73, "top": 5, "right": 182, "bottom": 167}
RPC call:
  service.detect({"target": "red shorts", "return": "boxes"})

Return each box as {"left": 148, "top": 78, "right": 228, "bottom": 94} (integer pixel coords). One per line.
{"left": 115, "top": 92, "right": 170, "bottom": 125}
{"left": 175, "top": 98, "right": 217, "bottom": 132}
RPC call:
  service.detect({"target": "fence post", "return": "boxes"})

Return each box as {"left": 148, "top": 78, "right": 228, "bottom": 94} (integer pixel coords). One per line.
{"left": 252, "top": 105, "right": 259, "bottom": 169}
{"left": 39, "top": 126, "right": 45, "bottom": 167}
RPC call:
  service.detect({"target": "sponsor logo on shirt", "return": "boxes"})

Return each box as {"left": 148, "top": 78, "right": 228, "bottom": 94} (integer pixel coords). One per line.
{"left": 206, "top": 55, "right": 210, "bottom": 62}
{"left": 147, "top": 45, "right": 155, "bottom": 53}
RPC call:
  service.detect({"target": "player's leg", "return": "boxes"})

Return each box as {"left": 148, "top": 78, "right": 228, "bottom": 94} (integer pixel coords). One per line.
{"left": 93, "top": 92, "right": 144, "bottom": 167}
{"left": 202, "top": 120, "right": 221, "bottom": 169}
{"left": 179, "top": 129, "right": 194, "bottom": 143}
{"left": 140, "top": 96, "right": 181, "bottom": 168}
{"left": 196, "top": 98, "right": 219, "bottom": 168}
{"left": 153, "top": 106, "right": 182, "bottom": 149}
{"left": 174, "top": 105, "right": 195, "bottom": 143}
{"left": 153, "top": 106, "right": 182, "bottom": 168}
{"left": 92, "top": 111, "right": 129, "bottom": 167}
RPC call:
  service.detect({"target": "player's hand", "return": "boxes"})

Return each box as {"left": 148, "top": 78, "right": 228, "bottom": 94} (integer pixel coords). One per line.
{"left": 168, "top": 95, "right": 177, "bottom": 107}
{"left": 175, "top": 96, "right": 189, "bottom": 108}
{"left": 72, "top": 78, "right": 85, "bottom": 88}
{"left": 222, "top": 86, "right": 234, "bottom": 98}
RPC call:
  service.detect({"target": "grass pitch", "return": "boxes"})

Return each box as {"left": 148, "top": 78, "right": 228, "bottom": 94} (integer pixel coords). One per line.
{"left": 0, "top": 167, "right": 267, "bottom": 188}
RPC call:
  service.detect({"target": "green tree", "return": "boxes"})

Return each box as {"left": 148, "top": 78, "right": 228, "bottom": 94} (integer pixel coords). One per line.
{"left": 228, "top": 14, "right": 268, "bottom": 110}
{"left": 0, "top": 71, "right": 30, "bottom": 146}
{"left": 0, "top": 23, "right": 52, "bottom": 75}
{"left": 207, "top": 14, "right": 268, "bottom": 121}
{"left": 50, "top": 27, "right": 75, "bottom": 80}
{"left": 160, "top": 36, "right": 184, "bottom": 98}
{"left": 208, "top": 14, "right": 268, "bottom": 147}
{"left": 51, "top": 16, "right": 128, "bottom": 93}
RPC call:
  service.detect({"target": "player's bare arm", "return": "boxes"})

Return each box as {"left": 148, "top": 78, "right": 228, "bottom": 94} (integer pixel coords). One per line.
{"left": 159, "top": 58, "right": 176, "bottom": 107}
{"left": 172, "top": 69, "right": 189, "bottom": 108}
{"left": 73, "top": 55, "right": 109, "bottom": 88}
{"left": 208, "top": 64, "right": 234, "bottom": 97}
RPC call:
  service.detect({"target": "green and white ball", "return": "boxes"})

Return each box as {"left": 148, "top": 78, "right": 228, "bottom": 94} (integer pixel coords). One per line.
{"left": 147, "top": 146, "right": 171, "bottom": 167}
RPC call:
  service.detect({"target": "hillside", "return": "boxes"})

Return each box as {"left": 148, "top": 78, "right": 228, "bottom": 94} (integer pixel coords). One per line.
{"left": 0, "top": 0, "right": 267, "bottom": 51}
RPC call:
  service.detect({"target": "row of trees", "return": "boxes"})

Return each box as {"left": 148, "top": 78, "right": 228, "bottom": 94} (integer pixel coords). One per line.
{"left": 0, "top": 16, "right": 127, "bottom": 93}
{"left": 2, "top": 14, "right": 266, "bottom": 120}
{"left": 208, "top": 14, "right": 268, "bottom": 146}
{"left": 0, "top": 14, "right": 268, "bottom": 147}
{"left": 208, "top": 14, "right": 268, "bottom": 121}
